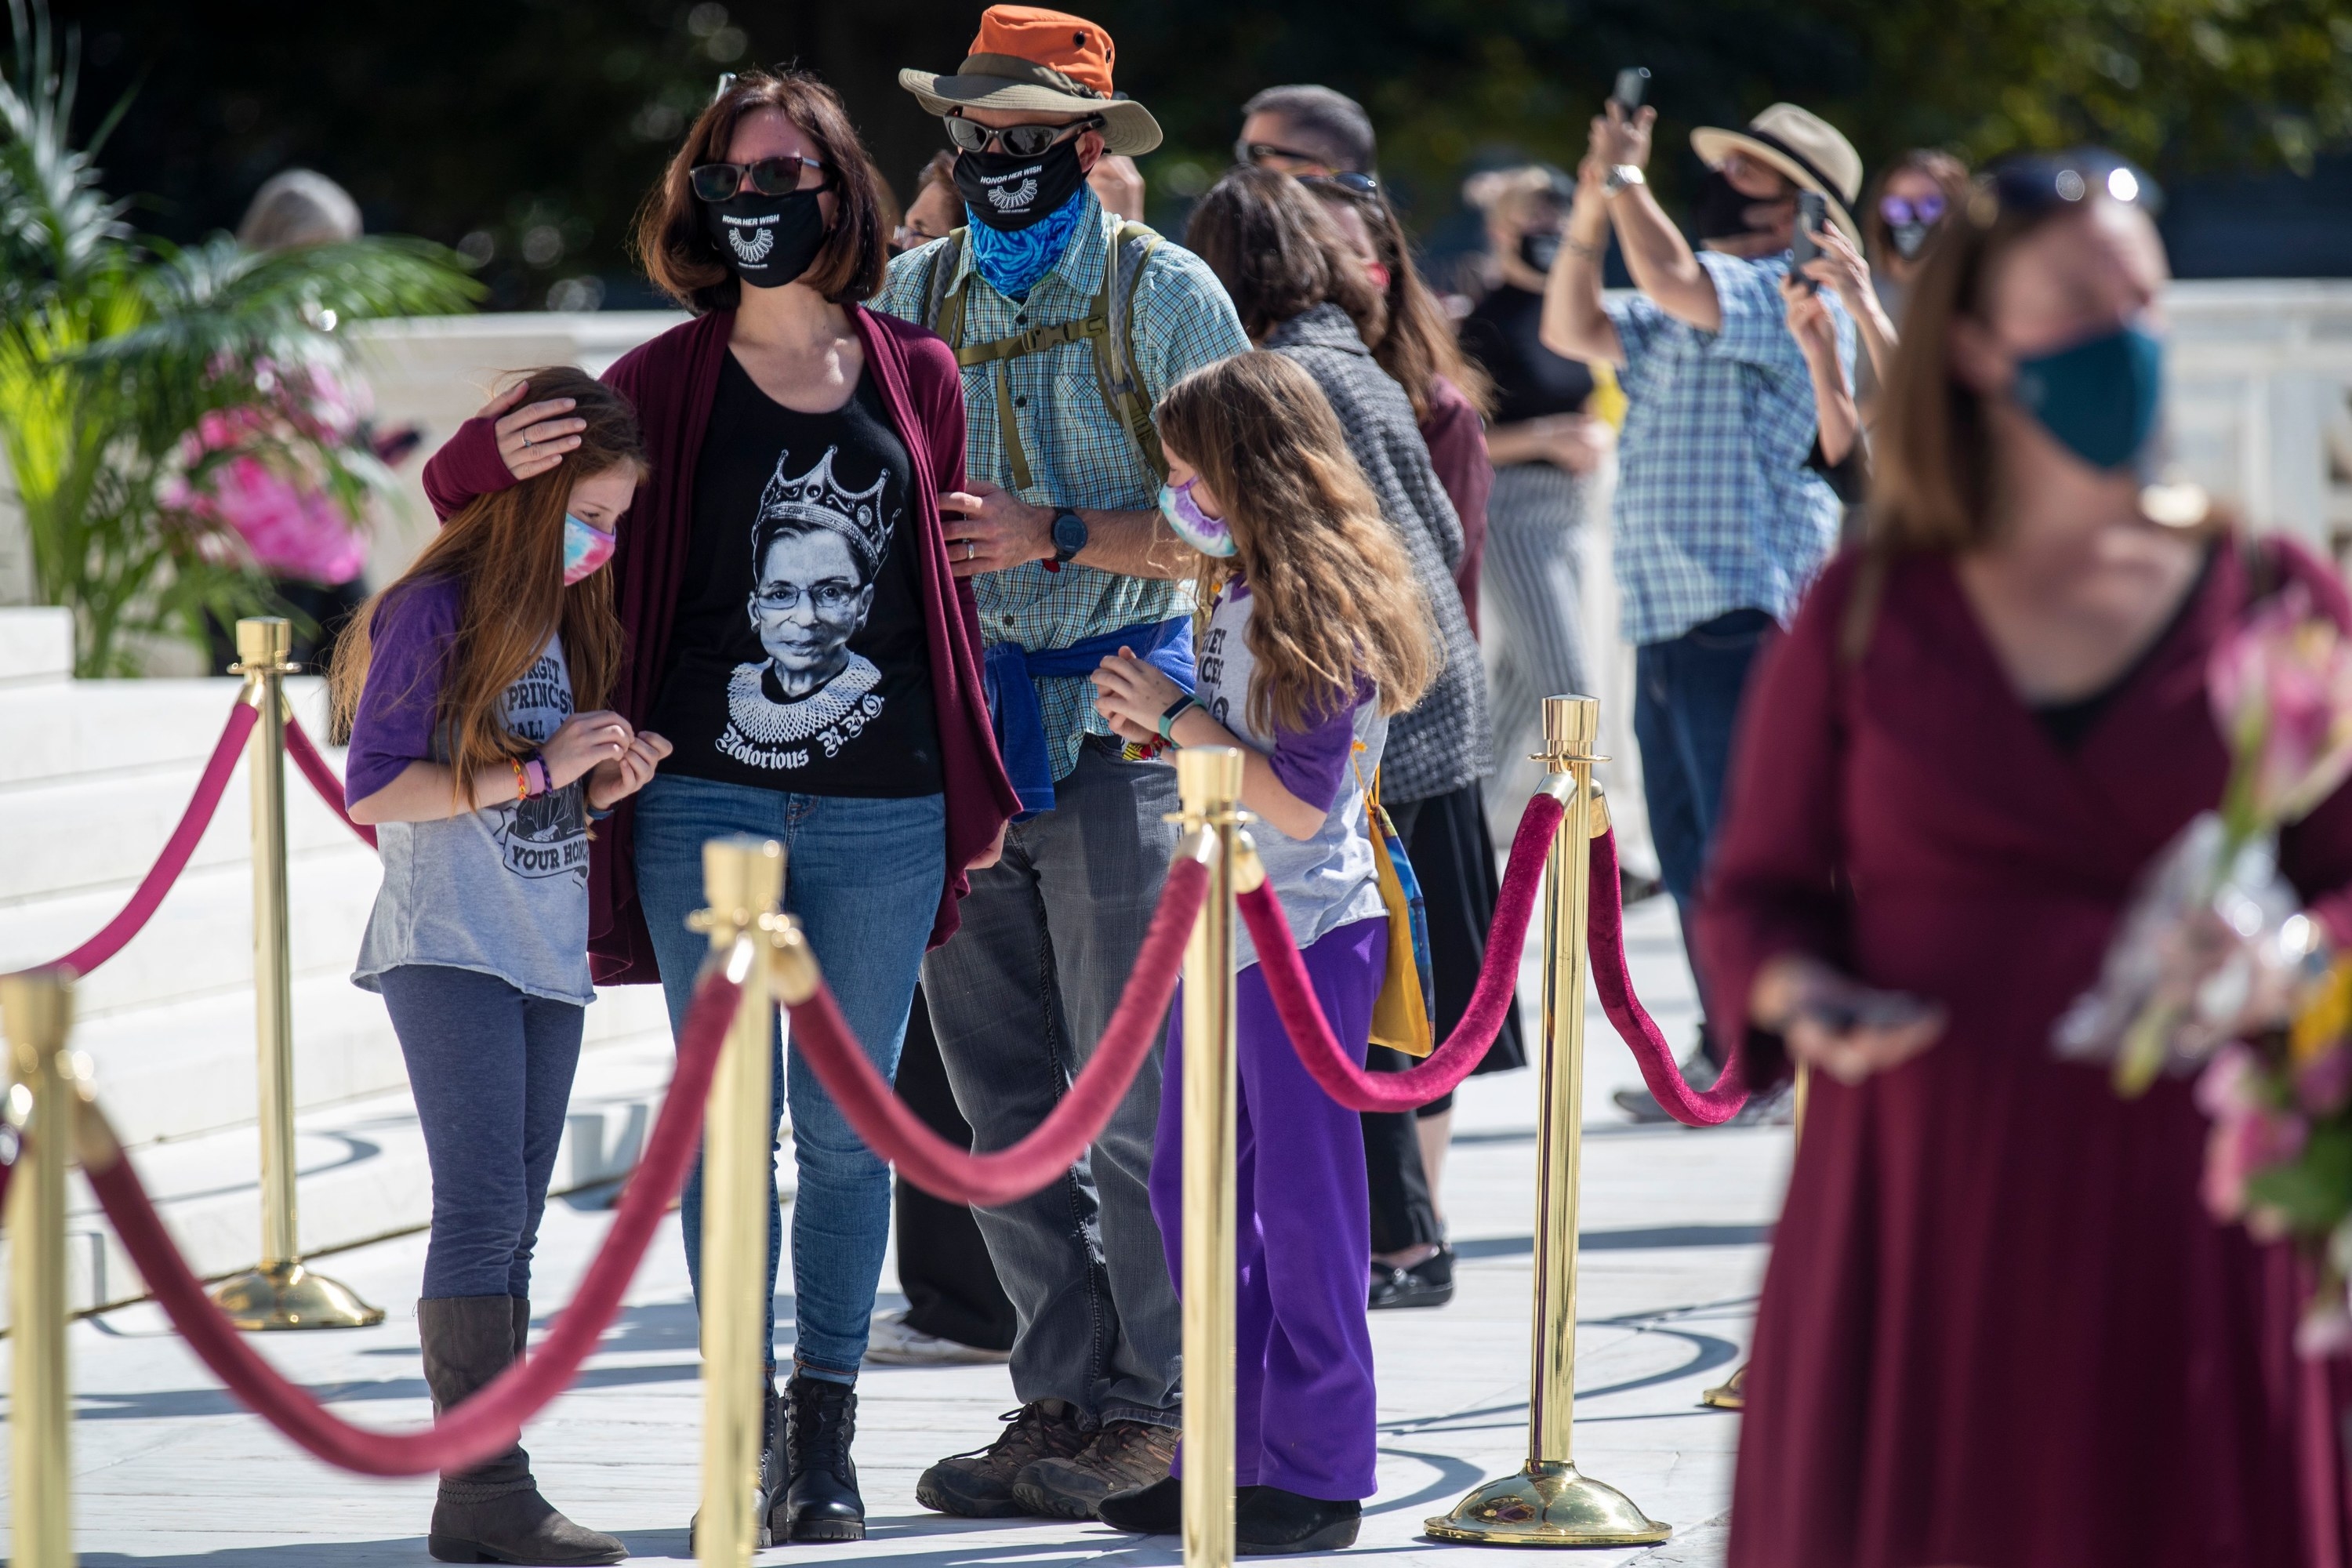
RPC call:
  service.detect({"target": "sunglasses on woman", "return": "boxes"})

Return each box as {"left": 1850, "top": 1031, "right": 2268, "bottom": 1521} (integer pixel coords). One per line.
{"left": 942, "top": 114, "right": 1104, "bottom": 158}
{"left": 690, "top": 154, "right": 833, "bottom": 202}
{"left": 1878, "top": 192, "right": 1947, "bottom": 227}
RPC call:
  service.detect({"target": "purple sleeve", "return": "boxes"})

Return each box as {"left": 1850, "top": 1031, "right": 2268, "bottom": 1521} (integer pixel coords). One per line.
{"left": 345, "top": 578, "right": 463, "bottom": 807}
{"left": 1265, "top": 686, "right": 1370, "bottom": 816}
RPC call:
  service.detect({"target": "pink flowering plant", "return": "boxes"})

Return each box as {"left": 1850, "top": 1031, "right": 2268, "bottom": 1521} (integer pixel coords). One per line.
{"left": 2057, "top": 586, "right": 2352, "bottom": 1094}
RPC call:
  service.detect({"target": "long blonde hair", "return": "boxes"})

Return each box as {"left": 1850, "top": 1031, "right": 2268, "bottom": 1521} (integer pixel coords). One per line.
{"left": 1154, "top": 352, "right": 1437, "bottom": 733}
{"left": 329, "top": 367, "right": 641, "bottom": 797}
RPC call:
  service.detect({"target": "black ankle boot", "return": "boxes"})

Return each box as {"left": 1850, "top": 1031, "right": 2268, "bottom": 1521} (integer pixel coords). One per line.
{"left": 418, "top": 1297, "right": 626, "bottom": 1566}
{"left": 775, "top": 1374, "right": 865, "bottom": 1542}
{"left": 1237, "top": 1486, "right": 1362, "bottom": 1555}
{"left": 688, "top": 1377, "right": 781, "bottom": 1552}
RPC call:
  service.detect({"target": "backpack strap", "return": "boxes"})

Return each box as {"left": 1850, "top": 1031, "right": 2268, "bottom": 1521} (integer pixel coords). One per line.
{"left": 1098, "top": 220, "right": 1167, "bottom": 481}
{"left": 922, "top": 229, "right": 967, "bottom": 346}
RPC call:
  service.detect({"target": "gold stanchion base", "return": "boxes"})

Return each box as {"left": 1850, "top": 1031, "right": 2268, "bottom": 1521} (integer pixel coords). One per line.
{"left": 1698, "top": 1362, "right": 1746, "bottom": 1410}
{"left": 208, "top": 1261, "right": 385, "bottom": 1330}
{"left": 1424, "top": 1461, "right": 1671, "bottom": 1546}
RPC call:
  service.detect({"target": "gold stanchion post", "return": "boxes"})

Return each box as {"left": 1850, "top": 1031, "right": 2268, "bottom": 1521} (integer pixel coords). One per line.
{"left": 1174, "top": 748, "right": 1247, "bottom": 1568}
{"left": 5, "top": 966, "right": 78, "bottom": 1568}
{"left": 1426, "top": 695, "right": 1669, "bottom": 1547}
{"left": 692, "top": 836, "right": 786, "bottom": 1568}
{"left": 210, "top": 617, "right": 383, "bottom": 1330}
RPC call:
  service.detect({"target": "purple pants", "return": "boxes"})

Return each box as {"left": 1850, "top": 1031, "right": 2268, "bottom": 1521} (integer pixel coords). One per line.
{"left": 1152, "top": 916, "right": 1385, "bottom": 1501}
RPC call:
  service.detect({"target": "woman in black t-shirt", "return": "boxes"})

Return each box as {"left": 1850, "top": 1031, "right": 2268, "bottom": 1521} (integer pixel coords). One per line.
{"left": 1458, "top": 165, "right": 1617, "bottom": 802}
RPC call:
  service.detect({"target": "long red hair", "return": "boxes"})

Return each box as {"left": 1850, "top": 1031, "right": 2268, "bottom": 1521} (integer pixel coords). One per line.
{"left": 329, "top": 367, "right": 642, "bottom": 798}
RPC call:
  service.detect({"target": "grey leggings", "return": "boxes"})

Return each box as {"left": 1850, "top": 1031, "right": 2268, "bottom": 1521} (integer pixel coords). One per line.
{"left": 378, "top": 964, "right": 584, "bottom": 1300}
{"left": 1484, "top": 461, "right": 1595, "bottom": 779}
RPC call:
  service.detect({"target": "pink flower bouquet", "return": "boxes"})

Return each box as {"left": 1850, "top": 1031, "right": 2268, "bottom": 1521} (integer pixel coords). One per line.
{"left": 2056, "top": 586, "right": 2352, "bottom": 1094}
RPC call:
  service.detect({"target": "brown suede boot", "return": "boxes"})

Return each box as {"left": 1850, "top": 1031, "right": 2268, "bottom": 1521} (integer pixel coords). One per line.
{"left": 419, "top": 1296, "right": 626, "bottom": 1566}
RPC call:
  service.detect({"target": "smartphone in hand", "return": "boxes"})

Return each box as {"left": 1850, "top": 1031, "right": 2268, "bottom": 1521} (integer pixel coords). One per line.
{"left": 1791, "top": 190, "right": 1828, "bottom": 290}
{"left": 1611, "top": 67, "right": 1650, "bottom": 111}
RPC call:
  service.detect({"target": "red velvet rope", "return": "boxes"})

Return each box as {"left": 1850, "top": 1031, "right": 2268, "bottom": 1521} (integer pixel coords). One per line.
{"left": 283, "top": 713, "right": 378, "bottom": 849}
{"left": 41, "top": 701, "right": 260, "bottom": 978}
{"left": 78, "top": 960, "right": 742, "bottom": 1476}
{"left": 782, "top": 855, "right": 1208, "bottom": 1207}
{"left": 1240, "top": 800, "right": 1749, "bottom": 1127}
{"left": 1236, "top": 790, "right": 1563, "bottom": 1112}
{"left": 1587, "top": 826, "right": 1747, "bottom": 1125}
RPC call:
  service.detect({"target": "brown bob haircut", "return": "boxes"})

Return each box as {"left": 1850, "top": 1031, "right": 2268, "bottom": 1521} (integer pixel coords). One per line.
{"left": 1871, "top": 169, "right": 2181, "bottom": 554}
{"left": 1185, "top": 165, "right": 1381, "bottom": 343}
{"left": 636, "top": 68, "right": 888, "bottom": 312}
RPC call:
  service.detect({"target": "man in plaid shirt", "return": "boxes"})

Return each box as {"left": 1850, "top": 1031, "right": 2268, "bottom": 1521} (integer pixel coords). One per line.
{"left": 1544, "top": 94, "right": 1860, "bottom": 1109}
{"left": 873, "top": 5, "right": 1250, "bottom": 1522}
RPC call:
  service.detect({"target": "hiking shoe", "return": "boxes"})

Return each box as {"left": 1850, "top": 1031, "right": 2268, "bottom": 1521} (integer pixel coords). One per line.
{"left": 1012, "top": 1418, "right": 1179, "bottom": 1520}
{"left": 915, "top": 1400, "right": 1088, "bottom": 1519}
{"left": 865, "top": 1308, "right": 1011, "bottom": 1367}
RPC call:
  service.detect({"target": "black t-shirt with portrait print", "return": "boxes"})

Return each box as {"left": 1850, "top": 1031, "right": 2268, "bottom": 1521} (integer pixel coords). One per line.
{"left": 648, "top": 352, "right": 942, "bottom": 796}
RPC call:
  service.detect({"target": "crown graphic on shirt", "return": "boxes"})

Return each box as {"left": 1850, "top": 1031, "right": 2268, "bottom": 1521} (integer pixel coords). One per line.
{"left": 755, "top": 446, "right": 893, "bottom": 570}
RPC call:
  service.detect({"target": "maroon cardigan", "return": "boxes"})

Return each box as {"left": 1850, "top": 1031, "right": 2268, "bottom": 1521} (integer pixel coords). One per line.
{"left": 421, "top": 307, "right": 1019, "bottom": 984}
{"left": 1420, "top": 373, "right": 1493, "bottom": 639}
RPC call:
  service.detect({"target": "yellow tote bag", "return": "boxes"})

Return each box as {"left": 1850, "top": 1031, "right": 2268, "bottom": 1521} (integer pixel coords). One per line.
{"left": 1356, "top": 752, "right": 1436, "bottom": 1058}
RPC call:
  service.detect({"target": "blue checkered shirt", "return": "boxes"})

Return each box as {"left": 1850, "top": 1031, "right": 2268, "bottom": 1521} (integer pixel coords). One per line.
{"left": 1606, "top": 250, "right": 1855, "bottom": 647}
{"left": 873, "top": 191, "right": 1250, "bottom": 782}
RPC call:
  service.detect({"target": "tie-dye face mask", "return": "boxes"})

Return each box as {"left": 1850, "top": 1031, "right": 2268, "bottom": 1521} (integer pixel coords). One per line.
{"left": 562, "top": 513, "right": 616, "bottom": 584}
{"left": 1158, "top": 477, "right": 1233, "bottom": 557}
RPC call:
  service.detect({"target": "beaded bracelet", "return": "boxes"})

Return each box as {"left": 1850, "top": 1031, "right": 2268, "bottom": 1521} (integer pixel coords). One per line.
{"left": 509, "top": 757, "right": 531, "bottom": 801}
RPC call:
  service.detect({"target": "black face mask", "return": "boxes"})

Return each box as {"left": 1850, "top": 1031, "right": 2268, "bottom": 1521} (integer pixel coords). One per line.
{"left": 703, "top": 187, "right": 828, "bottom": 289}
{"left": 1517, "top": 230, "right": 1562, "bottom": 274}
{"left": 953, "top": 139, "right": 1088, "bottom": 231}
{"left": 1690, "top": 169, "right": 1774, "bottom": 241}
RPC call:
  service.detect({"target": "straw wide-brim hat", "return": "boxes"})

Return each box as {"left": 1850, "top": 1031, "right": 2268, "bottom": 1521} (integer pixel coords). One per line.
{"left": 1690, "top": 102, "right": 1864, "bottom": 248}
{"left": 900, "top": 6, "right": 1161, "bottom": 156}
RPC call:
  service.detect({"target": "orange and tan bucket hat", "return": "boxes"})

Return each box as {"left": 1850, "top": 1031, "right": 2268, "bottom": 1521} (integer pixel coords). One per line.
{"left": 899, "top": 5, "right": 1162, "bottom": 156}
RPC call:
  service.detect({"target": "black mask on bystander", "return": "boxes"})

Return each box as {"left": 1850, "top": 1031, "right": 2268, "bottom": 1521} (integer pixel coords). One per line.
{"left": 1690, "top": 169, "right": 1777, "bottom": 241}
{"left": 954, "top": 140, "right": 1088, "bottom": 231}
{"left": 1517, "top": 230, "right": 1562, "bottom": 273}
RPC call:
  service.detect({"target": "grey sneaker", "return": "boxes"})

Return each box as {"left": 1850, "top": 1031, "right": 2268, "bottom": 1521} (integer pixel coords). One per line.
{"left": 1013, "top": 1418, "right": 1179, "bottom": 1520}
{"left": 915, "top": 1401, "right": 1088, "bottom": 1519}
{"left": 1613, "top": 1039, "right": 1722, "bottom": 1123}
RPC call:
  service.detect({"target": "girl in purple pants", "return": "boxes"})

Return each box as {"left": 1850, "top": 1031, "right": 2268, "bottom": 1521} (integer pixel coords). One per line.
{"left": 1088, "top": 351, "right": 1441, "bottom": 1554}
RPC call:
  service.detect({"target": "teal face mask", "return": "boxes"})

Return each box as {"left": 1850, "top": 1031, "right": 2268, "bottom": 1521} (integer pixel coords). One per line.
{"left": 2011, "top": 322, "right": 2164, "bottom": 472}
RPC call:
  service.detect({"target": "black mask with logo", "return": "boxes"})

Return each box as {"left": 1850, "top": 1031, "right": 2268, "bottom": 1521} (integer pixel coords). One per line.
{"left": 1690, "top": 169, "right": 1777, "bottom": 241}
{"left": 703, "top": 187, "right": 829, "bottom": 289}
{"left": 953, "top": 139, "right": 1089, "bottom": 231}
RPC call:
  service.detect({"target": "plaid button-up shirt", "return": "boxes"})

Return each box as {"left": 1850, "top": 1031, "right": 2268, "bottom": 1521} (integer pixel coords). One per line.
{"left": 1606, "top": 250, "right": 1854, "bottom": 647}
{"left": 873, "top": 192, "right": 1250, "bottom": 782}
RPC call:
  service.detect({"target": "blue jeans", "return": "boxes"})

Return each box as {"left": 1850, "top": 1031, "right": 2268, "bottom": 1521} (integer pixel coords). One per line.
{"left": 379, "top": 965, "right": 584, "bottom": 1301}
{"left": 633, "top": 773, "right": 946, "bottom": 1382}
{"left": 1634, "top": 607, "right": 1774, "bottom": 1061}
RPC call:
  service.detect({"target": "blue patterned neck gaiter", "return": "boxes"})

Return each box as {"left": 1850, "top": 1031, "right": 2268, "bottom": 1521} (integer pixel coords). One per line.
{"left": 965, "top": 188, "right": 1089, "bottom": 302}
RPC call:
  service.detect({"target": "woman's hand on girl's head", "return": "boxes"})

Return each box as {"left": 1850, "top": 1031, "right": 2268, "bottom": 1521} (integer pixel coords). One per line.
{"left": 542, "top": 710, "right": 634, "bottom": 789}
{"left": 478, "top": 380, "right": 586, "bottom": 482}
{"left": 1091, "top": 648, "right": 1184, "bottom": 735}
{"left": 586, "top": 731, "right": 672, "bottom": 813}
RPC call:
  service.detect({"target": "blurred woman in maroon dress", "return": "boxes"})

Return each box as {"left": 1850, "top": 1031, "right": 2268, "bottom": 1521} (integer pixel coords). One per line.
{"left": 1700, "top": 155, "right": 2352, "bottom": 1567}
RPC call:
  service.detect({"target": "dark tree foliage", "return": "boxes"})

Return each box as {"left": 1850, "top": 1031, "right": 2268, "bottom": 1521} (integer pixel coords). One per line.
{"left": 53, "top": 0, "right": 2352, "bottom": 307}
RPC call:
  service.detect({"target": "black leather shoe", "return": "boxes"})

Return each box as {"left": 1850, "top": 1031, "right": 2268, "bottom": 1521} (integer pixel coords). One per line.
{"left": 1237, "top": 1486, "right": 1361, "bottom": 1555}
{"left": 688, "top": 1382, "right": 781, "bottom": 1552}
{"left": 1368, "top": 1243, "right": 1455, "bottom": 1310}
{"left": 1098, "top": 1475, "right": 1182, "bottom": 1535}
{"left": 775, "top": 1374, "right": 865, "bottom": 1542}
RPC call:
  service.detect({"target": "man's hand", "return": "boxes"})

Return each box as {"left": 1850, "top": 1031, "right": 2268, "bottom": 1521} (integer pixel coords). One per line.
{"left": 1593, "top": 101, "right": 1655, "bottom": 176}
{"left": 941, "top": 480, "right": 1054, "bottom": 578}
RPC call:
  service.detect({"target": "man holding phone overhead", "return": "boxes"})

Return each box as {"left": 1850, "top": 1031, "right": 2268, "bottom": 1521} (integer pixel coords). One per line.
{"left": 1540, "top": 89, "right": 1860, "bottom": 1120}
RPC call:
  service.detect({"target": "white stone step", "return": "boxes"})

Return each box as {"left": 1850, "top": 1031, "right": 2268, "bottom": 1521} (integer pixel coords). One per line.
{"left": 0, "top": 605, "right": 72, "bottom": 687}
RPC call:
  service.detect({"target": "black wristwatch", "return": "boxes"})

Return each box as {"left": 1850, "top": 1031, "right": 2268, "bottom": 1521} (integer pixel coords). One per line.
{"left": 1050, "top": 508, "right": 1089, "bottom": 566}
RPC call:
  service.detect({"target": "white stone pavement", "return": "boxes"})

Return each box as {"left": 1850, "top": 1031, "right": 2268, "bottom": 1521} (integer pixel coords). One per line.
{"left": 0, "top": 897, "right": 1789, "bottom": 1566}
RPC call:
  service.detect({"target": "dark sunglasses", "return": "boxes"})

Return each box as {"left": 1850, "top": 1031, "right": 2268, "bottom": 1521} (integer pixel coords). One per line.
{"left": 1237, "top": 140, "right": 1338, "bottom": 172}
{"left": 1878, "top": 192, "right": 1947, "bottom": 227}
{"left": 1973, "top": 150, "right": 2162, "bottom": 225}
{"left": 690, "top": 154, "right": 832, "bottom": 202}
{"left": 1298, "top": 170, "right": 1383, "bottom": 201}
{"left": 943, "top": 114, "right": 1103, "bottom": 158}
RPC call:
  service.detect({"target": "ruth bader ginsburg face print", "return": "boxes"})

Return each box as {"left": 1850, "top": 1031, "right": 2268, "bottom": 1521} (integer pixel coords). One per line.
{"left": 718, "top": 445, "right": 902, "bottom": 771}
